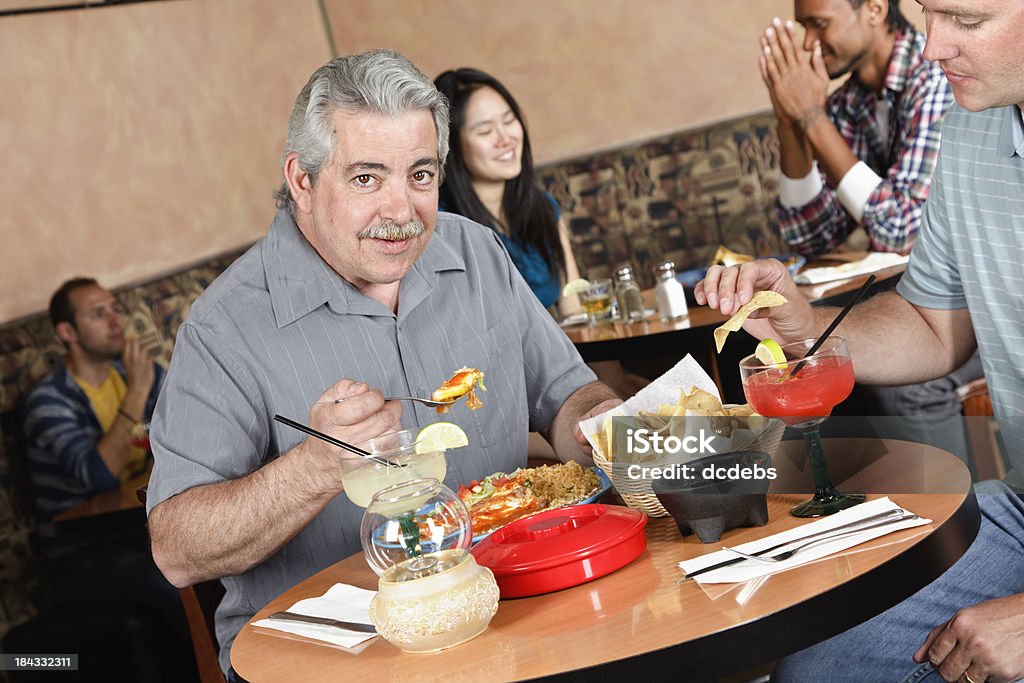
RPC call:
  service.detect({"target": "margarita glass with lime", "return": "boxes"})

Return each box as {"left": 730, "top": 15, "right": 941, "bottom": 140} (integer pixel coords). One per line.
{"left": 342, "top": 429, "right": 446, "bottom": 507}
{"left": 341, "top": 425, "right": 465, "bottom": 507}
{"left": 739, "top": 336, "right": 865, "bottom": 517}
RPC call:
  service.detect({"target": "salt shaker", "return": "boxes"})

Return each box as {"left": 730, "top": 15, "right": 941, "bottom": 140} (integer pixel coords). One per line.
{"left": 613, "top": 266, "right": 645, "bottom": 323}
{"left": 654, "top": 261, "right": 688, "bottom": 322}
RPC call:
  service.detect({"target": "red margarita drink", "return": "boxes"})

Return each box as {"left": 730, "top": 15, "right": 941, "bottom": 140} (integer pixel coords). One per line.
{"left": 742, "top": 355, "right": 854, "bottom": 428}
{"left": 738, "top": 336, "right": 864, "bottom": 517}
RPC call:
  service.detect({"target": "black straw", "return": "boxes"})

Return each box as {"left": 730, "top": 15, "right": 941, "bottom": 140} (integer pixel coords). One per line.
{"left": 273, "top": 414, "right": 392, "bottom": 466}
{"left": 791, "top": 274, "right": 877, "bottom": 377}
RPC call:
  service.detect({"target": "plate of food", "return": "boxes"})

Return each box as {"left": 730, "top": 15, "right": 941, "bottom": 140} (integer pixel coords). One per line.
{"left": 368, "top": 462, "right": 612, "bottom": 548}
{"left": 459, "top": 461, "right": 612, "bottom": 543}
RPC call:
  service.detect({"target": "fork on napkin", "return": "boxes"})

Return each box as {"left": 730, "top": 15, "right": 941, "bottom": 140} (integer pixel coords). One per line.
{"left": 678, "top": 498, "right": 930, "bottom": 584}
{"left": 251, "top": 583, "right": 378, "bottom": 648}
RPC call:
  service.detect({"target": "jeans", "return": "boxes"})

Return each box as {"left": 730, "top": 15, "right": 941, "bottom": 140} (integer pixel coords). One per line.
{"left": 774, "top": 480, "right": 1024, "bottom": 682}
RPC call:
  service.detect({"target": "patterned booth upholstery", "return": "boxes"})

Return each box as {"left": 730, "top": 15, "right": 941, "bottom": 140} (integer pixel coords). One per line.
{"left": 0, "top": 110, "right": 786, "bottom": 637}
{"left": 540, "top": 111, "right": 784, "bottom": 288}
{"left": 0, "top": 250, "right": 244, "bottom": 637}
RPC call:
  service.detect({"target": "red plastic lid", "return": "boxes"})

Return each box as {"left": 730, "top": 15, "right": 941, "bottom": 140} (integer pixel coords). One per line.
{"left": 470, "top": 504, "right": 647, "bottom": 598}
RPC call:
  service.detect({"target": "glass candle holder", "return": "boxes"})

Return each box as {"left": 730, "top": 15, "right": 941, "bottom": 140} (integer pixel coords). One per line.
{"left": 360, "top": 478, "right": 499, "bottom": 653}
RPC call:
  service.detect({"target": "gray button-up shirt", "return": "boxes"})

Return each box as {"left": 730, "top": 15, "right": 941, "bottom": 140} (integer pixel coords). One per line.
{"left": 147, "top": 209, "right": 596, "bottom": 671}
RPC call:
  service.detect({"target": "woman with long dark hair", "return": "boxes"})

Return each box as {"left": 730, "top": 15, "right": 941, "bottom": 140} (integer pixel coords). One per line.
{"left": 434, "top": 68, "right": 581, "bottom": 317}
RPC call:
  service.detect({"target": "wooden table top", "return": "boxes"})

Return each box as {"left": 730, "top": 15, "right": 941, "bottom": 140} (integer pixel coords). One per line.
{"left": 563, "top": 262, "right": 906, "bottom": 346}
{"left": 232, "top": 437, "right": 977, "bottom": 682}
{"left": 51, "top": 467, "right": 149, "bottom": 523}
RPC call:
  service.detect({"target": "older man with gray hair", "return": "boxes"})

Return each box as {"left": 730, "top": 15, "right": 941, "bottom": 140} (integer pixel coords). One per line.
{"left": 146, "top": 48, "right": 619, "bottom": 677}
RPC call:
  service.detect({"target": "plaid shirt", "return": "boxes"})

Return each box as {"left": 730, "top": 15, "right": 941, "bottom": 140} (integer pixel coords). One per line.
{"left": 778, "top": 30, "right": 953, "bottom": 255}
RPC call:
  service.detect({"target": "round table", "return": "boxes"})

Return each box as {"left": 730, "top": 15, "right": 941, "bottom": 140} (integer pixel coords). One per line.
{"left": 231, "top": 437, "right": 977, "bottom": 682}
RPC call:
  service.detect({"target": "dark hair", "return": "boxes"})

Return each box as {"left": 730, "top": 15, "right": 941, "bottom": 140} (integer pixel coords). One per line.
{"left": 434, "top": 68, "right": 565, "bottom": 279}
{"left": 49, "top": 277, "right": 98, "bottom": 331}
{"left": 849, "top": 0, "right": 911, "bottom": 33}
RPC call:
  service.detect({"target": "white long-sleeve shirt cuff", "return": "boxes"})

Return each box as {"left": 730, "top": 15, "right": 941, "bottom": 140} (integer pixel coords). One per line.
{"left": 836, "top": 161, "right": 883, "bottom": 223}
{"left": 778, "top": 162, "right": 824, "bottom": 208}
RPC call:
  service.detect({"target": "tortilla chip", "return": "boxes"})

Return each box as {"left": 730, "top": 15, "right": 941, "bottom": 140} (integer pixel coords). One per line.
{"left": 600, "top": 413, "right": 617, "bottom": 461}
{"left": 657, "top": 404, "right": 685, "bottom": 417}
{"left": 680, "top": 386, "right": 724, "bottom": 415}
{"left": 725, "top": 403, "right": 756, "bottom": 417}
{"left": 592, "top": 430, "right": 609, "bottom": 460}
{"left": 713, "top": 291, "right": 788, "bottom": 352}
{"left": 747, "top": 414, "right": 768, "bottom": 432}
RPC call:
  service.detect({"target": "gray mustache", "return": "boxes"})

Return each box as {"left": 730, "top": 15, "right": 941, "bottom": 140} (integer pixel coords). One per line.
{"left": 358, "top": 220, "right": 424, "bottom": 241}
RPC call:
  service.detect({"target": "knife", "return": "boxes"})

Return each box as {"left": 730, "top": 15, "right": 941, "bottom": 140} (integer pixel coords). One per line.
{"left": 267, "top": 610, "right": 377, "bottom": 634}
{"left": 678, "top": 508, "right": 909, "bottom": 583}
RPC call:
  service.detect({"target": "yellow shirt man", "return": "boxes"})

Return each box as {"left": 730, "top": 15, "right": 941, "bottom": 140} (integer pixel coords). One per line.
{"left": 73, "top": 367, "right": 148, "bottom": 481}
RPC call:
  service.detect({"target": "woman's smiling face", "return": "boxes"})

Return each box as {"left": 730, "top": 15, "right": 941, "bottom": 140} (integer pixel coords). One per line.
{"left": 459, "top": 86, "right": 525, "bottom": 184}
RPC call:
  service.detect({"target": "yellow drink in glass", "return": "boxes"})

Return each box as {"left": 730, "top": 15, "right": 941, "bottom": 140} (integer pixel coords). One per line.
{"left": 581, "top": 295, "right": 612, "bottom": 316}
{"left": 579, "top": 278, "right": 613, "bottom": 326}
{"left": 341, "top": 430, "right": 447, "bottom": 507}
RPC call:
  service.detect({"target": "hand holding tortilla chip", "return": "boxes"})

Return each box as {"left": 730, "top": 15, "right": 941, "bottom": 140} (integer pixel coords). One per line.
{"left": 714, "top": 291, "right": 788, "bottom": 352}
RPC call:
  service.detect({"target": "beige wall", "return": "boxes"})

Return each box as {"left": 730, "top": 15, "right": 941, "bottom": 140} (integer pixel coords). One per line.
{"left": 1, "top": 0, "right": 330, "bottom": 323}
{"left": 327, "top": 0, "right": 792, "bottom": 164}
{"left": 0, "top": 0, "right": 926, "bottom": 324}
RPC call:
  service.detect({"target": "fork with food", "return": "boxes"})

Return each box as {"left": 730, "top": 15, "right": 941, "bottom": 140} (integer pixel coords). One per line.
{"left": 430, "top": 367, "right": 486, "bottom": 414}
{"left": 323, "top": 367, "right": 486, "bottom": 412}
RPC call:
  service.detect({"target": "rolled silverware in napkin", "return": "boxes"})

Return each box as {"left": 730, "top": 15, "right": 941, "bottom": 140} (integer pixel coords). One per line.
{"left": 679, "top": 508, "right": 911, "bottom": 582}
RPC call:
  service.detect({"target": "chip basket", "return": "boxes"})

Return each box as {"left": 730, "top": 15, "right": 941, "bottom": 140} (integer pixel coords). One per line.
{"left": 592, "top": 417, "right": 787, "bottom": 518}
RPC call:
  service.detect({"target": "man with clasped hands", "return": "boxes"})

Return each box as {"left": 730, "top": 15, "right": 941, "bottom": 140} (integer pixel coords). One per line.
{"left": 144, "top": 49, "right": 619, "bottom": 678}
{"left": 699, "top": 2, "right": 1024, "bottom": 680}
{"left": 762, "top": 0, "right": 950, "bottom": 255}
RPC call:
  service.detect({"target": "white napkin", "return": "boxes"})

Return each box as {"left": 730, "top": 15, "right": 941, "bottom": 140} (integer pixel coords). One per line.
{"left": 251, "top": 583, "right": 377, "bottom": 648}
{"left": 559, "top": 308, "right": 658, "bottom": 328}
{"left": 794, "top": 252, "right": 909, "bottom": 285}
{"left": 559, "top": 313, "right": 588, "bottom": 327}
{"left": 578, "top": 354, "right": 721, "bottom": 455}
{"left": 679, "top": 497, "right": 930, "bottom": 584}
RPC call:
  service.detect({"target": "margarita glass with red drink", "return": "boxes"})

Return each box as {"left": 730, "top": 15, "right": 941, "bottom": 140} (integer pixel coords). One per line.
{"left": 739, "top": 336, "right": 866, "bottom": 517}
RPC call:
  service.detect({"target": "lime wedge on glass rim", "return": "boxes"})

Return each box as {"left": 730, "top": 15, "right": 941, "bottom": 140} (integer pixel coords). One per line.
{"left": 415, "top": 422, "right": 469, "bottom": 454}
{"left": 561, "top": 278, "right": 591, "bottom": 298}
{"left": 755, "top": 338, "right": 788, "bottom": 368}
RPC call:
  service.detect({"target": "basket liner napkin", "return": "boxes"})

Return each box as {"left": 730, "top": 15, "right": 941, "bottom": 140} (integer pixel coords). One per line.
{"left": 579, "top": 354, "right": 776, "bottom": 465}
